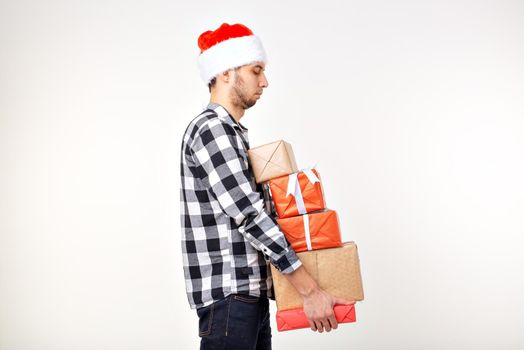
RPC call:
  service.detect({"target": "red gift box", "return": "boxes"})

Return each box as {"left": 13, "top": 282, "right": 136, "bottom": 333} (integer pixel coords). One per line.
{"left": 276, "top": 210, "right": 343, "bottom": 253}
{"left": 276, "top": 304, "right": 356, "bottom": 332}
{"left": 269, "top": 168, "right": 326, "bottom": 219}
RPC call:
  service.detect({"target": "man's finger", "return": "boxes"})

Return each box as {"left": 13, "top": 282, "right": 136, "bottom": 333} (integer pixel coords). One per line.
{"left": 309, "top": 320, "right": 317, "bottom": 332}
{"left": 324, "top": 320, "right": 333, "bottom": 332}
{"left": 328, "top": 315, "right": 338, "bottom": 330}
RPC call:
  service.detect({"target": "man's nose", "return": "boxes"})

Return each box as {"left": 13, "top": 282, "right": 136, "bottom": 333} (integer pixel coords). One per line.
{"left": 260, "top": 73, "right": 268, "bottom": 88}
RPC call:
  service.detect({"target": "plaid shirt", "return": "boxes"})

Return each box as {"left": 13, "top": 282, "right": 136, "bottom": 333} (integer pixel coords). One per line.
{"left": 180, "top": 103, "right": 302, "bottom": 309}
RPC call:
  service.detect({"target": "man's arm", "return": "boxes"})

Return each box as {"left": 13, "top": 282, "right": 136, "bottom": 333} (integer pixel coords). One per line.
{"left": 191, "top": 118, "right": 299, "bottom": 272}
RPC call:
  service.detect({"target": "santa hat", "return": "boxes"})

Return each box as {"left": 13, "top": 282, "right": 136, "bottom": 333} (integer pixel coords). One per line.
{"left": 197, "top": 23, "right": 267, "bottom": 84}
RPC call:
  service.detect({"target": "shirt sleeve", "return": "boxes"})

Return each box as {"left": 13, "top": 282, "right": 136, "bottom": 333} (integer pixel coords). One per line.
{"left": 190, "top": 119, "right": 302, "bottom": 274}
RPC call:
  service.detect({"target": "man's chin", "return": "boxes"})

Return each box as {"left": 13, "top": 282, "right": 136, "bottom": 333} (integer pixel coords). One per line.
{"left": 243, "top": 100, "right": 258, "bottom": 110}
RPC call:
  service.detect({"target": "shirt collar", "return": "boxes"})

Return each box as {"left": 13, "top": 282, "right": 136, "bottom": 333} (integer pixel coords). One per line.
{"left": 207, "top": 102, "right": 248, "bottom": 132}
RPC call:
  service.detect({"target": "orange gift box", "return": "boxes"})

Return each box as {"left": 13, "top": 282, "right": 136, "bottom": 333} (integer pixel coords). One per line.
{"left": 276, "top": 304, "right": 356, "bottom": 332}
{"left": 269, "top": 168, "right": 326, "bottom": 219}
{"left": 277, "top": 210, "right": 343, "bottom": 253}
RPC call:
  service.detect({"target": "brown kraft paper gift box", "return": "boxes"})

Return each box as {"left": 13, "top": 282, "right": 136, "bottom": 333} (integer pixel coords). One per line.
{"left": 270, "top": 242, "right": 364, "bottom": 310}
{"left": 247, "top": 140, "right": 298, "bottom": 183}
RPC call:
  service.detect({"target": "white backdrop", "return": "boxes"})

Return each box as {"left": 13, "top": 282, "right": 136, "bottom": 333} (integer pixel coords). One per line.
{"left": 1, "top": 1, "right": 523, "bottom": 349}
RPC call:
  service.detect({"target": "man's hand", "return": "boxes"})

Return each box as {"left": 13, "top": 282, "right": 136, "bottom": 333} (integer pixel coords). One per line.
{"left": 282, "top": 265, "right": 355, "bottom": 333}
{"left": 302, "top": 288, "right": 355, "bottom": 332}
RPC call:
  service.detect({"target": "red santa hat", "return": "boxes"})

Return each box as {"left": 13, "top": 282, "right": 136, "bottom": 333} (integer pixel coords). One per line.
{"left": 197, "top": 23, "right": 267, "bottom": 84}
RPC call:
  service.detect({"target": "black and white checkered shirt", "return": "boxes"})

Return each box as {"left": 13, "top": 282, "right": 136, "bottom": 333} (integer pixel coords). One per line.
{"left": 180, "top": 103, "right": 302, "bottom": 309}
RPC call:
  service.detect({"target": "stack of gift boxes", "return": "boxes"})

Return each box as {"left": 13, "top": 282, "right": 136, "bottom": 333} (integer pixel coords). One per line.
{"left": 248, "top": 140, "right": 365, "bottom": 332}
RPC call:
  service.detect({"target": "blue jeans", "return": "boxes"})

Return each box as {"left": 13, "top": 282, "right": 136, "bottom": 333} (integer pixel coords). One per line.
{"left": 196, "top": 294, "right": 272, "bottom": 350}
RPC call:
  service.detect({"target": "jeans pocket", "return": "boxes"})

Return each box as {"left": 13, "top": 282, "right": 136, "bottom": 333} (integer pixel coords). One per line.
{"left": 232, "top": 294, "right": 259, "bottom": 304}
{"left": 197, "top": 303, "right": 215, "bottom": 337}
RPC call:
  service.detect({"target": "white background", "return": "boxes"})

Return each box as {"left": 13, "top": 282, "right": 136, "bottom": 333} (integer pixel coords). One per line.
{"left": 1, "top": 0, "right": 523, "bottom": 349}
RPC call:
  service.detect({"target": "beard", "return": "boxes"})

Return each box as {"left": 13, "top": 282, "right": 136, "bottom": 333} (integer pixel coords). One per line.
{"left": 231, "top": 74, "right": 257, "bottom": 110}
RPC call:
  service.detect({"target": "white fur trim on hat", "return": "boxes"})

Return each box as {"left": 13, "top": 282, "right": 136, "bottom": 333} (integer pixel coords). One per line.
{"left": 198, "top": 35, "right": 267, "bottom": 84}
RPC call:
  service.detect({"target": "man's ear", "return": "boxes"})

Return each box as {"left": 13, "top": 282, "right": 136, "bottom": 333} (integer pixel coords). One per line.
{"left": 219, "top": 70, "right": 232, "bottom": 84}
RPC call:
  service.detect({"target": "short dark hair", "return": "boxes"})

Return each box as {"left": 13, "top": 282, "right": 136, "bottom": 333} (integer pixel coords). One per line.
{"left": 208, "top": 77, "right": 217, "bottom": 92}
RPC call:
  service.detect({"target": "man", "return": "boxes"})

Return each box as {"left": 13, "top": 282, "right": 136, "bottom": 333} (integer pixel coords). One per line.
{"left": 180, "top": 23, "right": 353, "bottom": 350}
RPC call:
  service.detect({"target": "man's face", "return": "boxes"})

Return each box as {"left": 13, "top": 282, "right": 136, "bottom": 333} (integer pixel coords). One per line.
{"left": 230, "top": 62, "right": 268, "bottom": 110}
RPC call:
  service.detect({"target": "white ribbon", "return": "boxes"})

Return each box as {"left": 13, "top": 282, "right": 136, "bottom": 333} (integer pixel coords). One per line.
{"left": 302, "top": 214, "right": 312, "bottom": 251}
{"left": 286, "top": 168, "right": 320, "bottom": 215}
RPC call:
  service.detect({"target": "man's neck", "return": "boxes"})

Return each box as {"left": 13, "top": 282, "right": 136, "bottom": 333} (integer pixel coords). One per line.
{"left": 209, "top": 95, "right": 245, "bottom": 123}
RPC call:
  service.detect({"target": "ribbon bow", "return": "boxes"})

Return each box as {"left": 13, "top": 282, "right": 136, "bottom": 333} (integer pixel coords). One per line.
{"left": 286, "top": 168, "right": 320, "bottom": 215}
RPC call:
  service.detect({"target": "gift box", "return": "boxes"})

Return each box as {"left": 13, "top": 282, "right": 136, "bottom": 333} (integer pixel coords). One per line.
{"left": 277, "top": 210, "right": 342, "bottom": 253}
{"left": 269, "top": 168, "right": 326, "bottom": 219}
{"left": 276, "top": 304, "right": 356, "bottom": 332}
{"left": 271, "top": 242, "right": 364, "bottom": 311}
{"left": 247, "top": 140, "right": 298, "bottom": 183}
